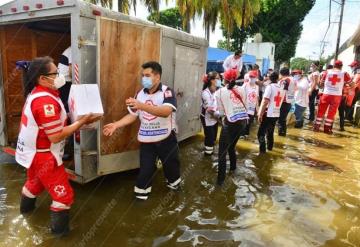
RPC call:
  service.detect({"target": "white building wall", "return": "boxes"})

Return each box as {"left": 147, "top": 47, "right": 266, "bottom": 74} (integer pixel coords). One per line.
{"left": 333, "top": 45, "right": 356, "bottom": 74}
{"left": 244, "top": 42, "right": 276, "bottom": 71}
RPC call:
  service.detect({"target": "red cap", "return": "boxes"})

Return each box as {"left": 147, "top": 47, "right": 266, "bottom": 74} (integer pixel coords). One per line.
{"left": 349, "top": 60, "right": 359, "bottom": 67}
{"left": 249, "top": 70, "right": 258, "bottom": 78}
{"left": 223, "top": 69, "right": 238, "bottom": 81}
{"left": 292, "top": 69, "right": 302, "bottom": 75}
{"left": 334, "top": 60, "right": 343, "bottom": 66}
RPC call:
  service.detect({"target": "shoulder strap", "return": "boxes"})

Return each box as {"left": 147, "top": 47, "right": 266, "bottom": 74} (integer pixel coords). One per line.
{"left": 230, "top": 88, "right": 247, "bottom": 111}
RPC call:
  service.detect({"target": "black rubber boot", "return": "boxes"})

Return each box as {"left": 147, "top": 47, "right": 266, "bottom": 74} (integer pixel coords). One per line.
{"left": 313, "top": 123, "right": 321, "bottom": 132}
{"left": 50, "top": 210, "right": 70, "bottom": 236}
{"left": 20, "top": 195, "right": 36, "bottom": 214}
{"left": 324, "top": 125, "right": 333, "bottom": 135}
{"left": 259, "top": 143, "right": 266, "bottom": 153}
{"left": 294, "top": 121, "right": 303, "bottom": 129}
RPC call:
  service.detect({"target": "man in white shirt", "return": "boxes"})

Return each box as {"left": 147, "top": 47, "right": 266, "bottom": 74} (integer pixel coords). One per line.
{"left": 58, "top": 46, "right": 72, "bottom": 112}
{"left": 308, "top": 61, "right": 320, "bottom": 121}
{"left": 293, "top": 69, "right": 310, "bottom": 128}
{"left": 58, "top": 46, "right": 73, "bottom": 161}
{"left": 223, "top": 50, "right": 243, "bottom": 74}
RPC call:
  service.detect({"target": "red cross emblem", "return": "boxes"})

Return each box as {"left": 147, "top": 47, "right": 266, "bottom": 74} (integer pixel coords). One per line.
{"left": 328, "top": 74, "right": 341, "bottom": 86}
{"left": 142, "top": 100, "right": 157, "bottom": 121}
{"left": 43, "top": 104, "right": 55, "bottom": 117}
{"left": 248, "top": 92, "right": 257, "bottom": 103}
{"left": 54, "top": 185, "right": 66, "bottom": 197}
{"left": 230, "top": 92, "right": 241, "bottom": 104}
{"left": 274, "top": 91, "right": 282, "bottom": 107}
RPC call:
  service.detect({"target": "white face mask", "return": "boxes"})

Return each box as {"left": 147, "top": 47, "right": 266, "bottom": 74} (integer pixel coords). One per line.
{"left": 250, "top": 78, "right": 256, "bottom": 84}
{"left": 293, "top": 75, "right": 301, "bottom": 81}
{"left": 47, "top": 74, "right": 66, "bottom": 89}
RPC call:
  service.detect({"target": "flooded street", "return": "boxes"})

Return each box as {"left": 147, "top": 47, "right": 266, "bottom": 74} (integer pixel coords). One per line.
{"left": 0, "top": 123, "right": 360, "bottom": 247}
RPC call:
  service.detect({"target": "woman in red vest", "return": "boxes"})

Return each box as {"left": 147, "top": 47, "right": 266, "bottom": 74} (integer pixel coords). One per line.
{"left": 16, "top": 57, "right": 99, "bottom": 235}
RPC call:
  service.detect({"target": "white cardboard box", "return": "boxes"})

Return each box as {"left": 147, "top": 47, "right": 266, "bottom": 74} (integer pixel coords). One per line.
{"left": 68, "top": 84, "right": 104, "bottom": 129}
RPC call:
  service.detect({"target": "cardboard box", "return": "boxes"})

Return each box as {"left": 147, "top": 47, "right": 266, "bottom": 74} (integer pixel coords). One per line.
{"left": 68, "top": 84, "right": 104, "bottom": 129}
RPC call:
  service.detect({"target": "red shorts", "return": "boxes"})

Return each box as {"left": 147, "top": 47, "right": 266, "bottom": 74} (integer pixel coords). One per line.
{"left": 24, "top": 152, "right": 74, "bottom": 211}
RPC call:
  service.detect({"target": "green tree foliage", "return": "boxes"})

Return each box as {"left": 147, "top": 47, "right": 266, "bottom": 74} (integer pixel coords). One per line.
{"left": 218, "top": 0, "right": 315, "bottom": 66}
{"left": 290, "top": 57, "right": 312, "bottom": 71}
{"left": 148, "top": 8, "right": 183, "bottom": 30}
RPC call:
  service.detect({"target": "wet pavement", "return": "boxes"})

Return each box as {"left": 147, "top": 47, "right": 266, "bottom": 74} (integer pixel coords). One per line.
{"left": 0, "top": 122, "right": 360, "bottom": 247}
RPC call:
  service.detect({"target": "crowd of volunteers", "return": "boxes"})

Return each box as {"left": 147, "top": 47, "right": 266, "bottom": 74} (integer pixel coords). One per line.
{"left": 13, "top": 49, "right": 360, "bottom": 235}
{"left": 201, "top": 51, "right": 359, "bottom": 184}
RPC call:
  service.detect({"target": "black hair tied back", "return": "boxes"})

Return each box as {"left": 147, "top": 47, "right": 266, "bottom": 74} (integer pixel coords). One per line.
{"left": 17, "top": 56, "right": 53, "bottom": 97}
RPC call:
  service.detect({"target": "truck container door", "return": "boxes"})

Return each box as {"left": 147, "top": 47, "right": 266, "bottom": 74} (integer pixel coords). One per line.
{"left": 96, "top": 17, "right": 161, "bottom": 175}
{"left": 173, "top": 44, "right": 203, "bottom": 140}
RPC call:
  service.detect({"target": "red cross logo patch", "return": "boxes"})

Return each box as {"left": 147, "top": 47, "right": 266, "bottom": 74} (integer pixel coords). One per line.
{"left": 248, "top": 92, "right": 257, "bottom": 103}
{"left": 230, "top": 91, "right": 241, "bottom": 104}
{"left": 44, "top": 104, "right": 55, "bottom": 117}
{"left": 274, "top": 91, "right": 282, "bottom": 107}
{"left": 328, "top": 74, "right": 341, "bottom": 86}
{"left": 54, "top": 185, "right": 66, "bottom": 197}
{"left": 142, "top": 100, "right": 157, "bottom": 121}
{"left": 164, "top": 90, "right": 172, "bottom": 98}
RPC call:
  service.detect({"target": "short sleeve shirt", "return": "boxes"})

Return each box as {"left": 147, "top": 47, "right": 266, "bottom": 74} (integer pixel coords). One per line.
{"left": 30, "top": 86, "right": 65, "bottom": 149}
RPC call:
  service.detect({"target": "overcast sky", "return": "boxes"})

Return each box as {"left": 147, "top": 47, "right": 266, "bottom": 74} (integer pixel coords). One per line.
{"left": 1, "top": 0, "right": 360, "bottom": 60}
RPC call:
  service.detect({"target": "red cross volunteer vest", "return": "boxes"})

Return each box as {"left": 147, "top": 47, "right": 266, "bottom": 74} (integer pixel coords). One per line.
{"left": 136, "top": 85, "right": 175, "bottom": 143}
{"left": 243, "top": 83, "right": 258, "bottom": 115}
{"left": 265, "top": 84, "right": 286, "bottom": 118}
{"left": 201, "top": 88, "right": 218, "bottom": 126}
{"left": 280, "top": 77, "right": 296, "bottom": 103}
{"left": 15, "top": 92, "right": 67, "bottom": 168}
{"left": 324, "top": 70, "right": 345, "bottom": 96}
{"left": 218, "top": 86, "right": 248, "bottom": 123}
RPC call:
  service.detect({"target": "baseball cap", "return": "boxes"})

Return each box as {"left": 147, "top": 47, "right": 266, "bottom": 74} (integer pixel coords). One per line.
{"left": 223, "top": 69, "right": 238, "bottom": 81}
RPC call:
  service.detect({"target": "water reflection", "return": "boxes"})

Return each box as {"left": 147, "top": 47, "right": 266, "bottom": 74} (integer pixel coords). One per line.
{"left": 0, "top": 126, "right": 359, "bottom": 246}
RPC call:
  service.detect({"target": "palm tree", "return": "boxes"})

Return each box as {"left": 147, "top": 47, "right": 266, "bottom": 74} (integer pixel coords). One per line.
{"left": 220, "top": 0, "right": 260, "bottom": 50}
{"left": 176, "top": 0, "right": 197, "bottom": 33}
{"left": 199, "top": 0, "right": 220, "bottom": 41}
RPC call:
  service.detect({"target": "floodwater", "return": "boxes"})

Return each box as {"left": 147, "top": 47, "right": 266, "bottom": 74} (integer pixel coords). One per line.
{"left": 0, "top": 123, "right": 360, "bottom": 247}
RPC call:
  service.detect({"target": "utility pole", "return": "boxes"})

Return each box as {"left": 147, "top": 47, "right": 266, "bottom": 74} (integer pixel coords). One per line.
{"left": 334, "top": 0, "right": 345, "bottom": 60}
{"left": 239, "top": 0, "right": 246, "bottom": 51}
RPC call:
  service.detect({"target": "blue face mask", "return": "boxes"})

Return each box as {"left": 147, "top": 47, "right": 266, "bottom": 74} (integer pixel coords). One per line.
{"left": 293, "top": 75, "right": 301, "bottom": 81}
{"left": 216, "top": 79, "right": 222, "bottom": 88}
{"left": 142, "top": 76, "right": 153, "bottom": 89}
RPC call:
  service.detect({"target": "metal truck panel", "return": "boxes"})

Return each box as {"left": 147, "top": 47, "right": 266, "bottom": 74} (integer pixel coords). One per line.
{"left": 0, "top": 0, "right": 208, "bottom": 183}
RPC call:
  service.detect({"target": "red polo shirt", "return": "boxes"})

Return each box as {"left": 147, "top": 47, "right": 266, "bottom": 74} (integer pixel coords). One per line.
{"left": 30, "top": 85, "right": 65, "bottom": 149}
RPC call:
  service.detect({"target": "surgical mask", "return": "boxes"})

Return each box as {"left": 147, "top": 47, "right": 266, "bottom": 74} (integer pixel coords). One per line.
{"left": 250, "top": 78, "right": 256, "bottom": 84}
{"left": 216, "top": 79, "right": 222, "bottom": 88}
{"left": 142, "top": 76, "right": 153, "bottom": 89}
{"left": 46, "top": 74, "right": 66, "bottom": 89}
{"left": 293, "top": 75, "right": 301, "bottom": 81}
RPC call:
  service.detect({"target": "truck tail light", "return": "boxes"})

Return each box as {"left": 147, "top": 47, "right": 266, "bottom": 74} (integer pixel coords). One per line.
{"left": 11, "top": 7, "right": 17, "bottom": 13}
{"left": 57, "top": 0, "right": 65, "bottom": 6}
{"left": 23, "top": 5, "right": 30, "bottom": 11}
{"left": 36, "top": 3, "right": 43, "bottom": 9}
{"left": 92, "top": 9, "right": 101, "bottom": 16}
